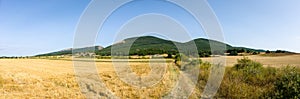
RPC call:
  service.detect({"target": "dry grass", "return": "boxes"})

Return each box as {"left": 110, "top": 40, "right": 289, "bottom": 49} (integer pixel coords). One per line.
{"left": 201, "top": 54, "right": 300, "bottom": 67}
{"left": 0, "top": 59, "right": 182, "bottom": 98}
{"left": 0, "top": 59, "right": 84, "bottom": 98}
{"left": 1, "top": 54, "right": 299, "bottom": 98}
{"left": 98, "top": 63, "right": 180, "bottom": 98}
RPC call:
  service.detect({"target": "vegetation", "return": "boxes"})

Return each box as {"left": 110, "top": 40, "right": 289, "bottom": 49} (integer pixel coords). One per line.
{"left": 233, "top": 57, "right": 262, "bottom": 70}
{"left": 36, "top": 46, "right": 102, "bottom": 56}
{"left": 94, "top": 36, "right": 263, "bottom": 57}
{"left": 267, "top": 66, "right": 300, "bottom": 98}
{"left": 196, "top": 57, "right": 300, "bottom": 98}
{"left": 1, "top": 55, "right": 300, "bottom": 98}
{"left": 33, "top": 36, "right": 300, "bottom": 58}
{"left": 229, "top": 50, "right": 238, "bottom": 56}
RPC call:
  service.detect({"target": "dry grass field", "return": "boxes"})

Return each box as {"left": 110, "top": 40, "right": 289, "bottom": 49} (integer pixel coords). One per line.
{"left": 0, "top": 59, "right": 184, "bottom": 98}
{"left": 0, "top": 59, "right": 83, "bottom": 98}
{"left": 201, "top": 54, "right": 300, "bottom": 67}
{"left": 0, "top": 54, "right": 299, "bottom": 98}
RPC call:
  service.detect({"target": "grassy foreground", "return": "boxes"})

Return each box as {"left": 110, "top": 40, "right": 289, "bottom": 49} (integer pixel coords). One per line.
{"left": 0, "top": 57, "right": 299, "bottom": 98}
{"left": 199, "top": 57, "right": 300, "bottom": 98}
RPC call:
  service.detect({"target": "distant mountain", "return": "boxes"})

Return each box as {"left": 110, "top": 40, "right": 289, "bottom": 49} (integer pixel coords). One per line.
{"left": 35, "top": 36, "right": 266, "bottom": 57}
{"left": 96, "top": 36, "right": 264, "bottom": 56}
{"left": 36, "top": 46, "right": 103, "bottom": 56}
{"left": 97, "top": 36, "right": 179, "bottom": 56}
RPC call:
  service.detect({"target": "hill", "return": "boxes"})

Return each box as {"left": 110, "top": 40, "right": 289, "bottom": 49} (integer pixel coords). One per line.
{"left": 96, "top": 36, "right": 263, "bottom": 56}
{"left": 36, "top": 46, "right": 103, "bottom": 56}
{"left": 35, "top": 36, "right": 266, "bottom": 57}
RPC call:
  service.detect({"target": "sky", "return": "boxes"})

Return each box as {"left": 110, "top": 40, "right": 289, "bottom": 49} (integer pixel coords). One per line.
{"left": 0, "top": 0, "right": 300, "bottom": 56}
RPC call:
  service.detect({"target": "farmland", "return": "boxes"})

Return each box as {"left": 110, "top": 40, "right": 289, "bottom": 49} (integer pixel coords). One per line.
{"left": 0, "top": 54, "right": 300, "bottom": 98}
{"left": 201, "top": 54, "right": 300, "bottom": 67}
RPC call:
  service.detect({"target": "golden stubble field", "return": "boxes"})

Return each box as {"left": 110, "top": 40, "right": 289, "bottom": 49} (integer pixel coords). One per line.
{"left": 0, "top": 54, "right": 300, "bottom": 98}
{"left": 0, "top": 59, "right": 187, "bottom": 98}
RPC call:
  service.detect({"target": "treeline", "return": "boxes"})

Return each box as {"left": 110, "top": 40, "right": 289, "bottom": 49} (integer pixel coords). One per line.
{"left": 227, "top": 48, "right": 261, "bottom": 56}
{"left": 36, "top": 51, "right": 72, "bottom": 56}
{"left": 0, "top": 56, "right": 31, "bottom": 59}
{"left": 97, "top": 48, "right": 262, "bottom": 57}
{"left": 265, "top": 50, "right": 291, "bottom": 54}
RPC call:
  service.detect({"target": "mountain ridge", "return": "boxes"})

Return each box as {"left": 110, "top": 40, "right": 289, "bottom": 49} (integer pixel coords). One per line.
{"left": 36, "top": 36, "right": 270, "bottom": 57}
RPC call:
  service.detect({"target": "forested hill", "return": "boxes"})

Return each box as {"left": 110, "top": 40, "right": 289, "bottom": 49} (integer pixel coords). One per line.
{"left": 96, "top": 36, "right": 264, "bottom": 56}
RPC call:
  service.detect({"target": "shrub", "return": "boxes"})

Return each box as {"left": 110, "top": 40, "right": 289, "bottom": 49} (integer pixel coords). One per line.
{"left": 252, "top": 51, "right": 259, "bottom": 55}
{"left": 174, "top": 53, "right": 188, "bottom": 65}
{"left": 233, "top": 57, "right": 262, "bottom": 70}
{"left": 232, "top": 57, "right": 277, "bottom": 86}
{"left": 181, "top": 58, "right": 202, "bottom": 71}
{"left": 174, "top": 53, "right": 204, "bottom": 71}
{"left": 229, "top": 50, "right": 238, "bottom": 56}
{"left": 200, "top": 61, "right": 211, "bottom": 70}
{"left": 214, "top": 58, "right": 300, "bottom": 98}
{"left": 267, "top": 66, "right": 300, "bottom": 98}
{"left": 166, "top": 53, "right": 173, "bottom": 58}
{"left": 217, "top": 66, "right": 277, "bottom": 98}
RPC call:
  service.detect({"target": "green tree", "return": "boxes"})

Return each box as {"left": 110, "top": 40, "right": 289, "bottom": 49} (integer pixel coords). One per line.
{"left": 166, "top": 53, "right": 172, "bottom": 58}
{"left": 266, "top": 50, "right": 271, "bottom": 54}
{"left": 229, "top": 50, "right": 238, "bottom": 56}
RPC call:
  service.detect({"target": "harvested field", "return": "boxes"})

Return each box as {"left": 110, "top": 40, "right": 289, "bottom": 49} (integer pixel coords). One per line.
{"left": 0, "top": 59, "right": 185, "bottom": 98}
{"left": 201, "top": 54, "right": 300, "bottom": 67}
{"left": 1, "top": 54, "right": 299, "bottom": 98}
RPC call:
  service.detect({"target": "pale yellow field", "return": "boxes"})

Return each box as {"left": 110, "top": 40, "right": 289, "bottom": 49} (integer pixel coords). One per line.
{"left": 0, "top": 55, "right": 299, "bottom": 98}
{"left": 0, "top": 59, "right": 186, "bottom": 98}
{"left": 0, "top": 59, "right": 83, "bottom": 98}
{"left": 201, "top": 54, "right": 300, "bottom": 67}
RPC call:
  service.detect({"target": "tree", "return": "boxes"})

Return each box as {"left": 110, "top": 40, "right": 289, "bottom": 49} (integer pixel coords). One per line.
{"left": 174, "top": 53, "right": 188, "bottom": 65}
{"left": 275, "top": 50, "right": 285, "bottom": 53}
{"left": 166, "top": 53, "right": 172, "bottom": 58}
{"left": 252, "top": 51, "right": 259, "bottom": 55}
{"left": 229, "top": 50, "right": 238, "bottom": 56}
{"left": 266, "top": 50, "right": 271, "bottom": 54}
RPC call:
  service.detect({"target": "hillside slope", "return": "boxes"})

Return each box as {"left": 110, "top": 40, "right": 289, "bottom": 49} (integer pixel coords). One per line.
{"left": 36, "top": 36, "right": 265, "bottom": 56}
{"left": 96, "top": 36, "right": 261, "bottom": 56}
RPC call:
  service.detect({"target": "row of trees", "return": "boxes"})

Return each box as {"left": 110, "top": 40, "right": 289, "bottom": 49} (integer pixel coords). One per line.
{"left": 97, "top": 48, "right": 264, "bottom": 57}
{"left": 227, "top": 49, "right": 261, "bottom": 56}
{"left": 265, "top": 50, "right": 288, "bottom": 54}
{"left": 0, "top": 56, "right": 31, "bottom": 59}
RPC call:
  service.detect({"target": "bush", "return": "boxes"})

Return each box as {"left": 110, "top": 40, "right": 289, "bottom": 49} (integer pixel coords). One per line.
{"left": 174, "top": 53, "right": 188, "bottom": 65}
{"left": 217, "top": 66, "right": 277, "bottom": 98}
{"left": 213, "top": 58, "right": 300, "bottom": 98}
{"left": 166, "top": 53, "right": 173, "bottom": 58}
{"left": 233, "top": 57, "right": 262, "bottom": 70}
{"left": 229, "top": 51, "right": 238, "bottom": 56}
{"left": 266, "top": 50, "right": 271, "bottom": 54}
{"left": 174, "top": 53, "right": 204, "bottom": 71}
{"left": 267, "top": 66, "right": 300, "bottom": 98}
{"left": 252, "top": 51, "right": 259, "bottom": 55}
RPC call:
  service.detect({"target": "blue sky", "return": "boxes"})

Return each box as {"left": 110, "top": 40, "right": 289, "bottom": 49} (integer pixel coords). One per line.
{"left": 0, "top": 0, "right": 300, "bottom": 56}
